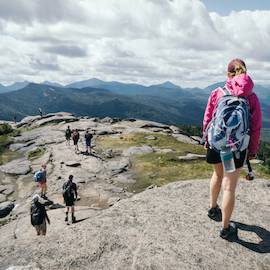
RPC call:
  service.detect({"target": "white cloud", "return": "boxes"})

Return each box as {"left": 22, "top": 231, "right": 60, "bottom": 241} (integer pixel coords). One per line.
{"left": 0, "top": 0, "right": 270, "bottom": 87}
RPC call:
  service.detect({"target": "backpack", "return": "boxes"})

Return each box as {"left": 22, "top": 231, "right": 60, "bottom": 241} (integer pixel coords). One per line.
{"left": 206, "top": 87, "right": 250, "bottom": 153}
{"left": 85, "top": 133, "right": 93, "bottom": 141}
{"left": 72, "top": 132, "right": 79, "bottom": 141}
{"left": 62, "top": 182, "right": 73, "bottom": 199}
{"left": 34, "top": 171, "right": 44, "bottom": 182}
{"left": 65, "top": 129, "right": 71, "bottom": 137}
{"left": 30, "top": 203, "right": 44, "bottom": 226}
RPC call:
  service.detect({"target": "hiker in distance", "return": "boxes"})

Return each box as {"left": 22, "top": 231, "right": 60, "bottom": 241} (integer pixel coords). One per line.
{"left": 63, "top": 175, "right": 78, "bottom": 223}
{"left": 30, "top": 194, "right": 50, "bottom": 236}
{"left": 35, "top": 164, "right": 48, "bottom": 199}
{"left": 203, "top": 59, "right": 262, "bottom": 241}
{"left": 65, "top": 125, "right": 72, "bottom": 146}
{"left": 72, "top": 129, "right": 80, "bottom": 154}
{"left": 85, "top": 130, "right": 93, "bottom": 155}
{"left": 38, "top": 107, "right": 43, "bottom": 118}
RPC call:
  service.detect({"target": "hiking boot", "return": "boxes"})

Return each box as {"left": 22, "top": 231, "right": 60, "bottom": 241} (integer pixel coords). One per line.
{"left": 208, "top": 205, "right": 222, "bottom": 222}
{"left": 41, "top": 194, "right": 48, "bottom": 200}
{"left": 72, "top": 216, "right": 76, "bottom": 223}
{"left": 220, "top": 222, "right": 238, "bottom": 242}
{"left": 246, "top": 172, "right": 254, "bottom": 181}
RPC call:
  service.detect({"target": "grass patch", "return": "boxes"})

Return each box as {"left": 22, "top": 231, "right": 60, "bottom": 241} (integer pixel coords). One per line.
{"left": 0, "top": 219, "right": 10, "bottom": 227}
{"left": 130, "top": 152, "right": 212, "bottom": 192}
{"left": 98, "top": 132, "right": 270, "bottom": 193}
{"left": 98, "top": 132, "right": 212, "bottom": 192}
{"left": 96, "top": 132, "right": 206, "bottom": 154}
{"left": 246, "top": 163, "right": 270, "bottom": 179}
{"left": 0, "top": 123, "right": 13, "bottom": 135}
{"left": 27, "top": 147, "right": 46, "bottom": 160}
{"left": 0, "top": 149, "right": 21, "bottom": 165}
{"left": 0, "top": 128, "right": 21, "bottom": 165}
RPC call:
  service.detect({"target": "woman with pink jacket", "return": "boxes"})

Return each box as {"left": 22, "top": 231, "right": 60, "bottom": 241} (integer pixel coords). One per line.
{"left": 203, "top": 59, "right": 262, "bottom": 241}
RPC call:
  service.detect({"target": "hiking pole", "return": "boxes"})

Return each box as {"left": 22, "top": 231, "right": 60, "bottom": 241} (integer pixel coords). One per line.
{"left": 245, "top": 158, "right": 254, "bottom": 181}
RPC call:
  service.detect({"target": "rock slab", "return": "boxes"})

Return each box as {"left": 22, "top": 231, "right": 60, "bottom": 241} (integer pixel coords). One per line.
{"left": 0, "top": 180, "right": 269, "bottom": 270}
{"left": 0, "top": 158, "right": 31, "bottom": 175}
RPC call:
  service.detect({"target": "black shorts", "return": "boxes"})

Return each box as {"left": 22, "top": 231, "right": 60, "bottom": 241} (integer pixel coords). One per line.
{"left": 65, "top": 198, "right": 75, "bottom": 207}
{"left": 206, "top": 148, "right": 247, "bottom": 169}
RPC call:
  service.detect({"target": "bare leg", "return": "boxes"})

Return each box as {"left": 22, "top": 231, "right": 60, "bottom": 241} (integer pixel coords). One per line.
{"left": 42, "top": 221, "right": 47, "bottom": 236}
{"left": 71, "top": 206, "right": 76, "bottom": 222}
{"left": 221, "top": 168, "right": 241, "bottom": 229}
{"left": 210, "top": 163, "right": 223, "bottom": 208}
{"left": 44, "top": 183, "right": 47, "bottom": 196}
{"left": 65, "top": 206, "right": 70, "bottom": 221}
{"left": 35, "top": 226, "right": 40, "bottom": 236}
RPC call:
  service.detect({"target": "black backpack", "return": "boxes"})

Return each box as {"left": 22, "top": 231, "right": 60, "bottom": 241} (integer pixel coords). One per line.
{"left": 85, "top": 133, "right": 93, "bottom": 141}
{"left": 65, "top": 129, "right": 71, "bottom": 137}
{"left": 63, "top": 182, "right": 73, "bottom": 199}
{"left": 31, "top": 204, "right": 44, "bottom": 226}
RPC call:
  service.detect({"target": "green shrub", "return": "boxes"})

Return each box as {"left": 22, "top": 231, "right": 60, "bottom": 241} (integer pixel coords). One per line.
{"left": 27, "top": 147, "right": 46, "bottom": 160}
{"left": 178, "top": 125, "right": 202, "bottom": 137}
{"left": 0, "top": 124, "right": 13, "bottom": 136}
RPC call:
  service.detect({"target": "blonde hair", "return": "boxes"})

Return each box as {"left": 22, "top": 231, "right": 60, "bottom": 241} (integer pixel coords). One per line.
{"left": 227, "top": 59, "right": 247, "bottom": 77}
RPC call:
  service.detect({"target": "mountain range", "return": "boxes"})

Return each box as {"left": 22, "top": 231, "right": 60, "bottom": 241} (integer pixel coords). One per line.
{"left": 0, "top": 78, "right": 269, "bottom": 127}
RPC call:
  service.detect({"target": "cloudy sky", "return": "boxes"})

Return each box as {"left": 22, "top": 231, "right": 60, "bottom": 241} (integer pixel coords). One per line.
{"left": 0, "top": 0, "right": 270, "bottom": 87}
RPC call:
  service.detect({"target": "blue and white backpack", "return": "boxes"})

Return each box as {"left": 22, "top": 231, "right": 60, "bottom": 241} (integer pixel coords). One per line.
{"left": 34, "top": 170, "right": 44, "bottom": 182}
{"left": 206, "top": 87, "right": 250, "bottom": 154}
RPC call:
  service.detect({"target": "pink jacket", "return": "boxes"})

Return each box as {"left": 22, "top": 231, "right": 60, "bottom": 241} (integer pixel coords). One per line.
{"left": 203, "top": 74, "right": 262, "bottom": 154}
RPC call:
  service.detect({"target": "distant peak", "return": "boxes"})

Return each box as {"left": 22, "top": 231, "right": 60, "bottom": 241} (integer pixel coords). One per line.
{"left": 42, "top": 81, "right": 63, "bottom": 87}
{"left": 89, "top": 77, "right": 103, "bottom": 82}
{"left": 152, "top": 81, "right": 180, "bottom": 89}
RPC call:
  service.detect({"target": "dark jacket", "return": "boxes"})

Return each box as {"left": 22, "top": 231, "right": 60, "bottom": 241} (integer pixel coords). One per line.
{"left": 62, "top": 181, "right": 78, "bottom": 201}
{"left": 30, "top": 201, "right": 50, "bottom": 226}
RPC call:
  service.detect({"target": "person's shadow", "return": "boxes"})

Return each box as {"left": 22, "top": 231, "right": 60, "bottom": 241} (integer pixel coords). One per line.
{"left": 233, "top": 222, "right": 270, "bottom": 253}
{"left": 80, "top": 151, "right": 104, "bottom": 160}
{"left": 73, "top": 217, "right": 90, "bottom": 224}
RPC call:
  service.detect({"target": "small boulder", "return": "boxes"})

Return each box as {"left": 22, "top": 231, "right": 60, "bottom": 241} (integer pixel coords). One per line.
{"left": 100, "top": 117, "right": 113, "bottom": 123}
{"left": 145, "top": 184, "right": 157, "bottom": 190}
{"left": 169, "top": 125, "right": 182, "bottom": 134}
{"left": 172, "top": 134, "right": 199, "bottom": 145}
{"left": 155, "top": 148, "right": 174, "bottom": 154}
{"left": 0, "top": 201, "right": 15, "bottom": 218}
{"left": 178, "top": 153, "right": 206, "bottom": 161}
{"left": 104, "top": 149, "right": 114, "bottom": 158}
{"left": 144, "top": 135, "right": 157, "bottom": 140}
{"left": 123, "top": 145, "right": 153, "bottom": 156}
{"left": 191, "top": 136, "right": 202, "bottom": 143}
{"left": 65, "top": 162, "right": 81, "bottom": 167}
{"left": 106, "top": 159, "right": 130, "bottom": 175}
{"left": 95, "top": 130, "right": 117, "bottom": 135}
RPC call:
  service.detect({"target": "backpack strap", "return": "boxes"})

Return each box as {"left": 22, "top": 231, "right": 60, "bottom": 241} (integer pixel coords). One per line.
{"left": 221, "top": 86, "right": 231, "bottom": 96}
